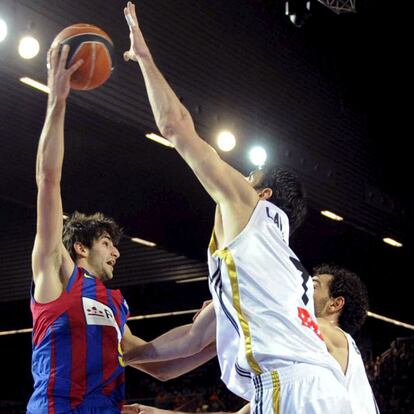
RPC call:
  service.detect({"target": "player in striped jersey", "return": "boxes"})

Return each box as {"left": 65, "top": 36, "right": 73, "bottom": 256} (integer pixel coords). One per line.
{"left": 28, "top": 44, "right": 216, "bottom": 414}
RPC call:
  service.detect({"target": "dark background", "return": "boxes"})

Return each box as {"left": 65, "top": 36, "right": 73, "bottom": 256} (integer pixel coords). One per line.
{"left": 0, "top": 0, "right": 412, "bottom": 406}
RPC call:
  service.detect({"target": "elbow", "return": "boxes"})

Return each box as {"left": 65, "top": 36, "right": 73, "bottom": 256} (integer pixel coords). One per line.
{"left": 36, "top": 170, "right": 61, "bottom": 187}
{"left": 155, "top": 372, "right": 172, "bottom": 382}
{"left": 158, "top": 109, "right": 192, "bottom": 143}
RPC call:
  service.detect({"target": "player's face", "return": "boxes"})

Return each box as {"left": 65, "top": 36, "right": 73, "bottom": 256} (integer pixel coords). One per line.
{"left": 313, "top": 274, "right": 334, "bottom": 318}
{"left": 87, "top": 232, "right": 120, "bottom": 281}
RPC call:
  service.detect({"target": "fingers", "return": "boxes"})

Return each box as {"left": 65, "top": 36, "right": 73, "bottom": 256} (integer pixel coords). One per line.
{"left": 67, "top": 58, "right": 84, "bottom": 75}
{"left": 48, "top": 46, "right": 59, "bottom": 72}
{"left": 125, "top": 2, "right": 138, "bottom": 29}
{"left": 57, "top": 44, "right": 70, "bottom": 73}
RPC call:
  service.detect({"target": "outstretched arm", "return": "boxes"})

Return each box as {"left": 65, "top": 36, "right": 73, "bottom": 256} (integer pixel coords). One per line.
{"left": 129, "top": 341, "right": 217, "bottom": 381}
{"left": 122, "top": 302, "right": 216, "bottom": 364}
{"left": 122, "top": 403, "right": 251, "bottom": 414}
{"left": 123, "top": 2, "right": 258, "bottom": 214}
{"left": 32, "top": 45, "right": 83, "bottom": 304}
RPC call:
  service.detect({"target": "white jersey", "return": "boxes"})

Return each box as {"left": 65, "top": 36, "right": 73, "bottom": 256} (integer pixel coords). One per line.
{"left": 342, "top": 331, "right": 380, "bottom": 413}
{"left": 207, "top": 200, "right": 343, "bottom": 399}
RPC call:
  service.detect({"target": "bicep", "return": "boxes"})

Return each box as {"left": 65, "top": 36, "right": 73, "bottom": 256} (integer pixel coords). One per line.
{"left": 122, "top": 324, "right": 148, "bottom": 356}
{"left": 190, "top": 302, "right": 216, "bottom": 346}
{"left": 34, "top": 179, "right": 64, "bottom": 267}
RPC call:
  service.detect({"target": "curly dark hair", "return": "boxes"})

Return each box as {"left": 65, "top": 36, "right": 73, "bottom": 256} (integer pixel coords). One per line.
{"left": 63, "top": 211, "right": 122, "bottom": 261}
{"left": 313, "top": 264, "right": 369, "bottom": 335}
{"left": 253, "top": 166, "right": 307, "bottom": 234}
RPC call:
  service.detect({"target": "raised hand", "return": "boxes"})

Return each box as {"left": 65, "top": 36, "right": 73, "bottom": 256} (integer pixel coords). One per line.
{"left": 123, "top": 1, "right": 151, "bottom": 62}
{"left": 47, "top": 44, "right": 83, "bottom": 104}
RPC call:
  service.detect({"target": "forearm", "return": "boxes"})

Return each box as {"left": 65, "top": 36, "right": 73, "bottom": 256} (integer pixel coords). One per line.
{"left": 36, "top": 100, "right": 66, "bottom": 183}
{"left": 124, "top": 324, "right": 206, "bottom": 364}
{"left": 136, "top": 54, "right": 195, "bottom": 142}
{"left": 129, "top": 342, "right": 217, "bottom": 381}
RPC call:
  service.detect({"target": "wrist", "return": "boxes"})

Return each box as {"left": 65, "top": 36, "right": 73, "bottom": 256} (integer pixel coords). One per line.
{"left": 47, "top": 97, "right": 66, "bottom": 113}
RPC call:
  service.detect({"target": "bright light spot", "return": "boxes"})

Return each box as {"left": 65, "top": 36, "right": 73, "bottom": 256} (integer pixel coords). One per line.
{"left": 320, "top": 210, "right": 344, "bottom": 221}
{"left": 131, "top": 237, "right": 157, "bottom": 247}
{"left": 176, "top": 277, "right": 208, "bottom": 284}
{"left": 20, "top": 77, "right": 49, "bottom": 93}
{"left": 0, "top": 19, "right": 7, "bottom": 42}
{"left": 217, "top": 131, "right": 236, "bottom": 152}
{"left": 383, "top": 237, "right": 403, "bottom": 248}
{"left": 249, "top": 146, "right": 267, "bottom": 167}
{"left": 18, "top": 36, "right": 40, "bottom": 59}
{"left": 145, "top": 133, "right": 174, "bottom": 148}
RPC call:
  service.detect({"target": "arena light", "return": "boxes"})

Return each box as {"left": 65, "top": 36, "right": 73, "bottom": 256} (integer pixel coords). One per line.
{"left": 18, "top": 35, "right": 40, "bottom": 59}
{"left": 0, "top": 18, "right": 7, "bottom": 42}
{"left": 383, "top": 237, "right": 403, "bottom": 248}
{"left": 320, "top": 210, "right": 344, "bottom": 221}
{"left": 367, "top": 311, "right": 413, "bottom": 330}
{"left": 20, "top": 77, "right": 49, "bottom": 93}
{"left": 145, "top": 133, "right": 174, "bottom": 148}
{"left": 249, "top": 146, "right": 267, "bottom": 167}
{"left": 176, "top": 276, "right": 208, "bottom": 284}
{"left": 217, "top": 130, "right": 236, "bottom": 152}
{"left": 131, "top": 237, "right": 156, "bottom": 247}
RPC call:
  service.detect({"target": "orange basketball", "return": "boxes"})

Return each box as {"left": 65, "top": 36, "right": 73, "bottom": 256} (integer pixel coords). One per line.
{"left": 52, "top": 24, "right": 114, "bottom": 90}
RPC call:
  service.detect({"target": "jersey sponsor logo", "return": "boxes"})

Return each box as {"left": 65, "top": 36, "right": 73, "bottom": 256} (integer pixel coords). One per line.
{"left": 297, "top": 306, "right": 323, "bottom": 340}
{"left": 82, "top": 297, "right": 122, "bottom": 341}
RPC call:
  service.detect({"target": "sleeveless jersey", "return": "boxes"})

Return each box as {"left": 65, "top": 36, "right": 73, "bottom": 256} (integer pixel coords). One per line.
{"left": 207, "top": 200, "right": 343, "bottom": 399}
{"left": 342, "top": 331, "right": 380, "bottom": 413}
{"left": 27, "top": 265, "right": 129, "bottom": 414}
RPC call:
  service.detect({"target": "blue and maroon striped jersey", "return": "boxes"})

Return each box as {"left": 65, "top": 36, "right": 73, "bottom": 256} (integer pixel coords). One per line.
{"left": 27, "top": 265, "right": 130, "bottom": 414}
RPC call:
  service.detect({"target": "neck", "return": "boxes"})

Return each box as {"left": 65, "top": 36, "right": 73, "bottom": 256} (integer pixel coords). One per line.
{"left": 77, "top": 259, "right": 97, "bottom": 277}
{"left": 319, "top": 314, "right": 339, "bottom": 328}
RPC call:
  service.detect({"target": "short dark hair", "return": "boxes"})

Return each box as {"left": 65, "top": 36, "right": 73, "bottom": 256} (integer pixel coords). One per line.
{"left": 313, "top": 264, "right": 369, "bottom": 335}
{"left": 63, "top": 211, "right": 122, "bottom": 261}
{"left": 254, "top": 166, "right": 307, "bottom": 234}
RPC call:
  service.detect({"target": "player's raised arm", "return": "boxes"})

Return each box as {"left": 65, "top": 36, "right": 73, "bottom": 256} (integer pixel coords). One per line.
{"left": 32, "top": 45, "right": 83, "bottom": 303}
{"left": 123, "top": 2, "right": 258, "bottom": 211}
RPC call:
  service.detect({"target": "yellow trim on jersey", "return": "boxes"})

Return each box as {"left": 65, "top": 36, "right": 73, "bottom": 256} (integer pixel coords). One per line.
{"left": 209, "top": 228, "right": 217, "bottom": 254}
{"left": 118, "top": 342, "right": 125, "bottom": 367}
{"left": 271, "top": 371, "right": 280, "bottom": 414}
{"left": 216, "top": 247, "right": 262, "bottom": 375}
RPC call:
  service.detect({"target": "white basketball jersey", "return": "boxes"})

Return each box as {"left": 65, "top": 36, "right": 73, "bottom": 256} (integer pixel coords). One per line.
{"left": 207, "top": 200, "right": 343, "bottom": 399}
{"left": 342, "top": 331, "right": 380, "bottom": 413}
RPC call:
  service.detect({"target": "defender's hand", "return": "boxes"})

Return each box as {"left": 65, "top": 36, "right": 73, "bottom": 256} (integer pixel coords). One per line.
{"left": 123, "top": 1, "right": 151, "bottom": 62}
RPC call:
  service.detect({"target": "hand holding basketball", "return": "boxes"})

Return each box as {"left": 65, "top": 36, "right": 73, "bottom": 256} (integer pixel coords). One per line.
{"left": 123, "top": 2, "right": 151, "bottom": 62}
{"left": 47, "top": 45, "right": 84, "bottom": 103}
{"left": 51, "top": 24, "right": 114, "bottom": 90}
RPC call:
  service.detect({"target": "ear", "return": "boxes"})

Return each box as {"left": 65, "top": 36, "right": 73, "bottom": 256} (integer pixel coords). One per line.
{"left": 258, "top": 187, "right": 273, "bottom": 200}
{"left": 73, "top": 241, "right": 89, "bottom": 259}
{"left": 330, "top": 296, "right": 345, "bottom": 314}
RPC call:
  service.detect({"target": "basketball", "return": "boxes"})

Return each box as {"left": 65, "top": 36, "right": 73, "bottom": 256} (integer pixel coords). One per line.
{"left": 52, "top": 24, "right": 114, "bottom": 90}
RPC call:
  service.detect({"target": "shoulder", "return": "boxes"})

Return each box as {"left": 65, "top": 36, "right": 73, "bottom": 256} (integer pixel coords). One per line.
{"left": 318, "top": 319, "right": 348, "bottom": 350}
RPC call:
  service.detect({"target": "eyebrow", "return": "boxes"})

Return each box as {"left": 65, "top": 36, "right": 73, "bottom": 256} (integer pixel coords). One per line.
{"left": 312, "top": 278, "right": 321, "bottom": 285}
{"left": 100, "top": 234, "right": 113, "bottom": 241}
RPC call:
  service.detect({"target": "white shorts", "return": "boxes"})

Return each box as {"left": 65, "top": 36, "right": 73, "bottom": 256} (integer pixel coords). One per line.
{"left": 251, "top": 363, "right": 351, "bottom": 414}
